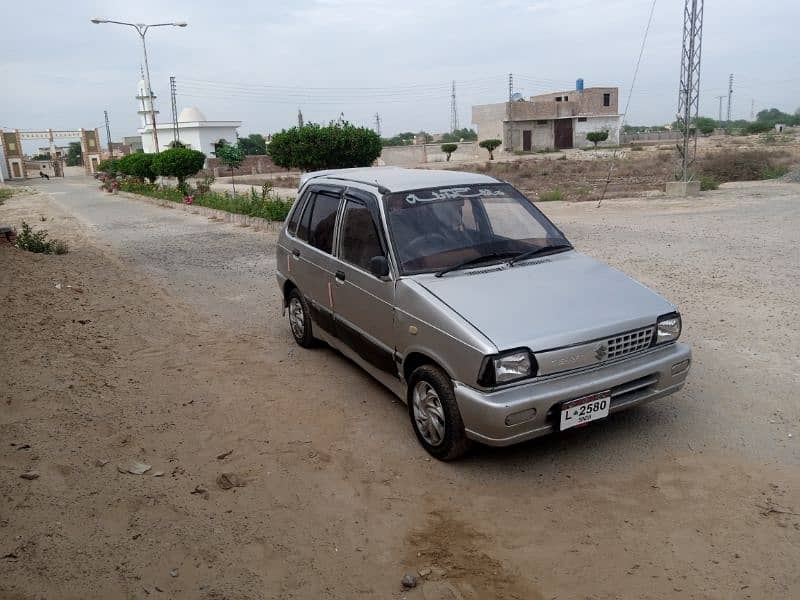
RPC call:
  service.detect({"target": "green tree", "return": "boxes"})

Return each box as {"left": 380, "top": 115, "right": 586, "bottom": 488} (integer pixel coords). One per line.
{"left": 586, "top": 130, "right": 609, "bottom": 147}
{"left": 167, "top": 140, "right": 187, "bottom": 149}
{"left": 441, "top": 143, "right": 458, "bottom": 161}
{"left": 215, "top": 143, "right": 246, "bottom": 194}
{"left": 268, "top": 121, "right": 382, "bottom": 171}
{"left": 694, "top": 117, "right": 717, "bottom": 135}
{"left": 152, "top": 148, "right": 206, "bottom": 191}
{"left": 66, "top": 141, "right": 82, "bottom": 166}
{"left": 479, "top": 138, "right": 502, "bottom": 160}
{"left": 117, "top": 153, "right": 157, "bottom": 183}
{"left": 237, "top": 133, "right": 267, "bottom": 155}
{"left": 440, "top": 128, "right": 478, "bottom": 143}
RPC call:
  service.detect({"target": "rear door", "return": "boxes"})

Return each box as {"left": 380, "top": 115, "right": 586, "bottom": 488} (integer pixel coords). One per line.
{"left": 332, "top": 189, "right": 397, "bottom": 377}
{"left": 292, "top": 184, "right": 343, "bottom": 337}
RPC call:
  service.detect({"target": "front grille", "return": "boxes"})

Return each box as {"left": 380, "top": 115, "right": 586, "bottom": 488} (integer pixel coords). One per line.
{"left": 605, "top": 327, "right": 653, "bottom": 360}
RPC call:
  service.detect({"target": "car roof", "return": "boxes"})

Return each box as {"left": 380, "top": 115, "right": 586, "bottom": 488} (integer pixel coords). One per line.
{"left": 300, "top": 167, "right": 500, "bottom": 194}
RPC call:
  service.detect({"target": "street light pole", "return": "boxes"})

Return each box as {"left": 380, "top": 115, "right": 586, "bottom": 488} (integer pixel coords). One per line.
{"left": 91, "top": 18, "right": 187, "bottom": 153}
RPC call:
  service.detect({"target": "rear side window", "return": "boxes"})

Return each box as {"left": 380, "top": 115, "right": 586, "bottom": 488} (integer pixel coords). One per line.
{"left": 307, "top": 192, "right": 340, "bottom": 253}
{"left": 286, "top": 190, "right": 310, "bottom": 236}
{"left": 296, "top": 192, "right": 316, "bottom": 241}
{"left": 339, "top": 200, "right": 385, "bottom": 271}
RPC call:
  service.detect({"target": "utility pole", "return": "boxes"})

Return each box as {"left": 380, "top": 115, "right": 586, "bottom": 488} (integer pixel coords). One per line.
{"left": 508, "top": 73, "right": 513, "bottom": 101}
{"left": 297, "top": 109, "right": 304, "bottom": 127}
{"left": 676, "top": 0, "right": 704, "bottom": 183}
{"left": 715, "top": 95, "right": 725, "bottom": 128}
{"left": 450, "top": 80, "right": 459, "bottom": 132}
{"left": 374, "top": 113, "right": 381, "bottom": 137}
{"left": 505, "top": 73, "right": 513, "bottom": 151}
{"left": 726, "top": 73, "right": 734, "bottom": 125}
{"left": 170, "top": 76, "right": 180, "bottom": 146}
{"left": 750, "top": 98, "right": 755, "bottom": 120}
{"left": 104, "top": 110, "right": 113, "bottom": 158}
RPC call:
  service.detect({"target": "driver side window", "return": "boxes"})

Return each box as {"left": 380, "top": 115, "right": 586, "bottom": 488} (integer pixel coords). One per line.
{"left": 339, "top": 200, "right": 385, "bottom": 272}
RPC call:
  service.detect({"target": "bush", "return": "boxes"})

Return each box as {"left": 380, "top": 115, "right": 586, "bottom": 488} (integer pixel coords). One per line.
{"left": 441, "top": 143, "right": 458, "bottom": 161}
{"left": 694, "top": 117, "right": 717, "bottom": 135}
{"left": 538, "top": 188, "right": 564, "bottom": 202}
{"left": 97, "top": 158, "right": 119, "bottom": 176}
{"left": 117, "top": 153, "right": 157, "bottom": 183}
{"left": 152, "top": 148, "right": 206, "bottom": 188}
{"left": 15, "top": 221, "right": 68, "bottom": 254}
{"left": 761, "top": 165, "right": 789, "bottom": 179}
{"left": 268, "top": 121, "right": 381, "bottom": 171}
{"left": 479, "top": 139, "right": 502, "bottom": 160}
{"left": 698, "top": 174, "right": 719, "bottom": 191}
{"left": 743, "top": 121, "right": 773, "bottom": 135}
{"left": 698, "top": 149, "right": 792, "bottom": 183}
{"left": 0, "top": 188, "right": 12, "bottom": 202}
{"left": 586, "top": 131, "right": 609, "bottom": 147}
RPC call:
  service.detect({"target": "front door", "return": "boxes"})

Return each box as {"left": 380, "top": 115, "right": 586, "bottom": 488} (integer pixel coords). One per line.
{"left": 332, "top": 189, "right": 396, "bottom": 377}
{"left": 522, "top": 129, "right": 532, "bottom": 152}
{"left": 554, "top": 119, "right": 573, "bottom": 149}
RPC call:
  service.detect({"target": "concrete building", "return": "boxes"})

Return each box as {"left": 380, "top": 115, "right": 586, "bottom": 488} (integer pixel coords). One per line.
{"left": 472, "top": 82, "right": 622, "bottom": 152}
{"left": 136, "top": 79, "right": 240, "bottom": 156}
{"left": 123, "top": 136, "right": 143, "bottom": 153}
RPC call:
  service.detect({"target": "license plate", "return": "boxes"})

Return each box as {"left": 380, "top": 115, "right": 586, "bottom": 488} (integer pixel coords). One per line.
{"left": 559, "top": 391, "right": 611, "bottom": 431}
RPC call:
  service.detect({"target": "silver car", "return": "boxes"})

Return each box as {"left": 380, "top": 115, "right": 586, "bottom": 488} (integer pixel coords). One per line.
{"left": 276, "top": 167, "right": 691, "bottom": 460}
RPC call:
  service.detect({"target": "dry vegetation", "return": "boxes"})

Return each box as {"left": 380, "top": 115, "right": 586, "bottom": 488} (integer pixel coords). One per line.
{"left": 451, "top": 135, "right": 800, "bottom": 202}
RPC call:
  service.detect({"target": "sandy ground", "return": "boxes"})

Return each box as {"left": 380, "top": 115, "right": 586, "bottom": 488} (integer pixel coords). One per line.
{"left": 1, "top": 178, "right": 799, "bottom": 600}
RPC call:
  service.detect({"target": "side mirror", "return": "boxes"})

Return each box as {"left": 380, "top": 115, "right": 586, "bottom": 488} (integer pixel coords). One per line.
{"left": 369, "top": 255, "right": 390, "bottom": 278}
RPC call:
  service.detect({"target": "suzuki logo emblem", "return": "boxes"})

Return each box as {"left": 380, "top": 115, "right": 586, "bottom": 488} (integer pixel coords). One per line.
{"left": 595, "top": 344, "right": 608, "bottom": 361}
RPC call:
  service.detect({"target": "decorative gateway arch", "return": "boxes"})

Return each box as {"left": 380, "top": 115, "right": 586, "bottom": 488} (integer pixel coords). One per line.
{"left": 0, "top": 128, "right": 102, "bottom": 180}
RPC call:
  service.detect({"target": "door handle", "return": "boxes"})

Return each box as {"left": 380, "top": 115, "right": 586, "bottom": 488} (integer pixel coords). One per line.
{"left": 292, "top": 249, "right": 300, "bottom": 258}
{"left": 335, "top": 270, "right": 346, "bottom": 281}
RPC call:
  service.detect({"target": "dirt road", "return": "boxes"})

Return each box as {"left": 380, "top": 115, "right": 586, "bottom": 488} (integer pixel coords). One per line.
{"left": 1, "top": 178, "right": 798, "bottom": 599}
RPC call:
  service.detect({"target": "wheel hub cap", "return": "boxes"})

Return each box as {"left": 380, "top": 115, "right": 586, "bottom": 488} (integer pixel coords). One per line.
{"left": 412, "top": 381, "right": 445, "bottom": 446}
{"left": 289, "top": 297, "right": 304, "bottom": 338}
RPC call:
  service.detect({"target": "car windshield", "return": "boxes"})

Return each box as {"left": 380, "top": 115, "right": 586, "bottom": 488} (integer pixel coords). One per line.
{"left": 383, "top": 183, "right": 570, "bottom": 275}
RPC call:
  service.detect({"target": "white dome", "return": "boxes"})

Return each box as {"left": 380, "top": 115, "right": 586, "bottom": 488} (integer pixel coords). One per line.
{"left": 178, "top": 106, "right": 207, "bottom": 122}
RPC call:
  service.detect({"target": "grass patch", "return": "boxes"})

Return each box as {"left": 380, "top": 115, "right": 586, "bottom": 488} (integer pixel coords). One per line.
{"left": 0, "top": 188, "right": 12, "bottom": 203}
{"left": 15, "top": 221, "right": 68, "bottom": 254}
{"left": 119, "top": 181, "right": 294, "bottom": 221}
{"left": 698, "top": 174, "right": 720, "bottom": 191}
{"left": 538, "top": 188, "right": 565, "bottom": 202}
{"left": 761, "top": 165, "right": 789, "bottom": 179}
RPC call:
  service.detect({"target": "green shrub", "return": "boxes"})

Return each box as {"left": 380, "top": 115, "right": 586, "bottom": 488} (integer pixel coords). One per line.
{"left": 15, "top": 221, "right": 68, "bottom": 254}
{"left": 761, "top": 165, "right": 789, "bottom": 179}
{"left": 117, "top": 153, "right": 157, "bottom": 183}
{"left": 152, "top": 148, "right": 206, "bottom": 189}
{"left": 0, "top": 188, "right": 12, "bottom": 202}
{"left": 97, "top": 158, "right": 120, "bottom": 176}
{"left": 538, "top": 188, "right": 565, "bottom": 202}
{"left": 118, "top": 181, "right": 293, "bottom": 222}
{"left": 268, "top": 121, "right": 381, "bottom": 171}
{"left": 479, "top": 139, "right": 502, "bottom": 160}
{"left": 698, "top": 174, "right": 719, "bottom": 191}
{"left": 441, "top": 143, "right": 458, "bottom": 161}
{"left": 586, "top": 130, "right": 609, "bottom": 147}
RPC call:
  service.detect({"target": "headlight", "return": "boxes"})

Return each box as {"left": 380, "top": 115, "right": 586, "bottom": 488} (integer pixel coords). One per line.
{"left": 654, "top": 312, "right": 682, "bottom": 345}
{"left": 478, "top": 349, "right": 536, "bottom": 386}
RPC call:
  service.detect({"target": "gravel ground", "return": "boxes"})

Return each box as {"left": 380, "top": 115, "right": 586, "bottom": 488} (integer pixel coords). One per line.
{"left": 1, "top": 176, "right": 798, "bottom": 599}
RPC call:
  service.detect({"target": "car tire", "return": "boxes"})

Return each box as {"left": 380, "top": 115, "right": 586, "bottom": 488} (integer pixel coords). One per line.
{"left": 408, "top": 364, "right": 472, "bottom": 461}
{"left": 287, "top": 287, "right": 315, "bottom": 348}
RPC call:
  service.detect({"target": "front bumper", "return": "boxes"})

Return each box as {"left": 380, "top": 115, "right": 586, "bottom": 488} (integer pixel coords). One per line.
{"left": 454, "top": 342, "right": 691, "bottom": 447}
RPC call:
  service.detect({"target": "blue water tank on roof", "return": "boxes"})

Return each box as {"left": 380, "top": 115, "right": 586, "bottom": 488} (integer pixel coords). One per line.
{"left": 576, "top": 78, "right": 584, "bottom": 91}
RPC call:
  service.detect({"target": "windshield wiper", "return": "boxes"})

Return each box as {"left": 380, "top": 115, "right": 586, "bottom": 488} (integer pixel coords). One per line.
{"left": 435, "top": 251, "right": 517, "bottom": 277}
{"left": 507, "top": 243, "right": 573, "bottom": 266}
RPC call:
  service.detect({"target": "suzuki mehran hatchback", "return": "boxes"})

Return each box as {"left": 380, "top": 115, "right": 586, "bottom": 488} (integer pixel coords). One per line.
{"left": 276, "top": 167, "right": 691, "bottom": 460}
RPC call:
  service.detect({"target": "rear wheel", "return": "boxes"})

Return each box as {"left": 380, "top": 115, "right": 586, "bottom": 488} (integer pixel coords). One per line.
{"left": 287, "top": 287, "right": 315, "bottom": 348}
{"left": 408, "top": 365, "right": 472, "bottom": 461}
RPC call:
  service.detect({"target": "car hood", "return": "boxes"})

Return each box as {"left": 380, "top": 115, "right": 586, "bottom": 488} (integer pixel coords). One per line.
{"left": 413, "top": 250, "right": 675, "bottom": 351}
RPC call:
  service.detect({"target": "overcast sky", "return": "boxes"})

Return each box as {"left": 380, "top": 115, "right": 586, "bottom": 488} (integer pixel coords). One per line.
{"left": 2, "top": 0, "right": 798, "bottom": 146}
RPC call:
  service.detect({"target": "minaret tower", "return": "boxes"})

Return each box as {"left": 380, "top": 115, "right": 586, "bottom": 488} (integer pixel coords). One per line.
{"left": 136, "top": 67, "right": 159, "bottom": 147}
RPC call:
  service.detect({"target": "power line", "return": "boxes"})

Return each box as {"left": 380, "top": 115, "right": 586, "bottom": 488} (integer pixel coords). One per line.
{"left": 726, "top": 73, "right": 734, "bottom": 125}
{"left": 676, "top": 0, "right": 704, "bottom": 183}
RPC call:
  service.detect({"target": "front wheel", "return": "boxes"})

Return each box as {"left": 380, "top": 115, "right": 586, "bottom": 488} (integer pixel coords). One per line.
{"left": 408, "top": 365, "right": 472, "bottom": 461}
{"left": 287, "top": 288, "right": 315, "bottom": 348}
